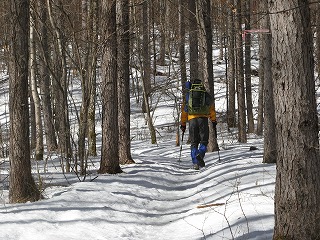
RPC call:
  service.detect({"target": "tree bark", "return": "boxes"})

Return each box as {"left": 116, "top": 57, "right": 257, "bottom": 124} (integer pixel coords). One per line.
{"left": 270, "top": 1, "right": 320, "bottom": 238}
{"left": 47, "top": 0, "right": 72, "bottom": 172}
{"left": 88, "top": 0, "right": 99, "bottom": 157}
{"left": 201, "top": 0, "right": 219, "bottom": 152}
{"left": 99, "top": 0, "right": 122, "bottom": 174}
{"left": 158, "top": 0, "right": 166, "bottom": 66}
{"left": 256, "top": 36, "right": 264, "bottom": 136}
{"left": 227, "top": 6, "right": 236, "bottom": 128}
{"left": 38, "top": 0, "right": 57, "bottom": 152}
{"left": 177, "top": 0, "right": 187, "bottom": 146}
{"left": 142, "top": 0, "right": 157, "bottom": 144}
{"left": 30, "top": 5, "right": 44, "bottom": 160}
{"left": 316, "top": 2, "right": 320, "bottom": 75}
{"left": 117, "top": 0, "right": 134, "bottom": 164}
{"left": 235, "top": 0, "right": 247, "bottom": 143}
{"left": 78, "top": 0, "right": 91, "bottom": 175}
{"left": 261, "top": 1, "right": 276, "bottom": 164}
{"left": 9, "top": 0, "right": 41, "bottom": 203}
{"left": 188, "top": 0, "right": 199, "bottom": 80}
{"left": 244, "top": 0, "right": 254, "bottom": 134}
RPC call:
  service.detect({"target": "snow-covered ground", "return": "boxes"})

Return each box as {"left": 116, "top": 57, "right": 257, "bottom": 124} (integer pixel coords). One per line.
{"left": 0, "top": 135, "right": 275, "bottom": 240}
{"left": 0, "top": 87, "right": 275, "bottom": 239}
{"left": 0, "top": 41, "right": 275, "bottom": 239}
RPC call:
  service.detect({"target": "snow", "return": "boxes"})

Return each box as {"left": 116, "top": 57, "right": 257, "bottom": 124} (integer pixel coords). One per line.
{"left": 0, "top": 134, "right": 275, "bottom": 239}
{"left": 0, "top": 41, "right": 276, "bottom": 239}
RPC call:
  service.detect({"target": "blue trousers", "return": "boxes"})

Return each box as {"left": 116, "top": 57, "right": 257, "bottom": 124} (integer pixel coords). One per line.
{"left": 189, "top": 117, "right": 209, "bottom": 164}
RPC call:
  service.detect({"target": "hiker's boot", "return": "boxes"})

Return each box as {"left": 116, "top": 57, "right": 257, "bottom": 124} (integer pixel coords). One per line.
{"left": 196, "top": 154, "right": 205, "bottom": 167}
{"left": 193, "top": 164, "right": 200, "bottom": 170}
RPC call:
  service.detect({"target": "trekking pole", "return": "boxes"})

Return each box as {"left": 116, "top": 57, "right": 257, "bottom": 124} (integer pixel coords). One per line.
{"left": 213, "top": 123, "right": 221, "bottom": 162}
{"left": 217, "top": 146, "right": 221, "bottom": 162}
{"left": 178, "top": 131, "right": 185, "bottom": 162}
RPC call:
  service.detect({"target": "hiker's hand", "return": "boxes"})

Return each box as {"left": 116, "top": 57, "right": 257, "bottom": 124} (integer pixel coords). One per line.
{"left": 180, "top": 124, "right": 186, "bottom": 133}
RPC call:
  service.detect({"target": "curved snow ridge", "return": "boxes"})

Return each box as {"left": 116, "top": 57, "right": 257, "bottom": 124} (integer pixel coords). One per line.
{"left": 0, "top": 138, "right": 275, "bottom": 240}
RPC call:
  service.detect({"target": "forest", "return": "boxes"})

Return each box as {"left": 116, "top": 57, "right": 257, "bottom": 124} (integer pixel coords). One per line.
{"left": 1, "top": 0, "right": 320, "bottom": 239}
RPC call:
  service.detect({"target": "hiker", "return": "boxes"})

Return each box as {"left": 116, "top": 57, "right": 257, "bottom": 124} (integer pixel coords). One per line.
{"left": 180, "top": 78, "right": 217, "bottom": 170}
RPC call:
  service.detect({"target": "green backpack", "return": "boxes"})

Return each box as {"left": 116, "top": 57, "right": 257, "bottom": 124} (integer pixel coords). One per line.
{"left": 187, "top": 82, "right": 211, "bottom": 115}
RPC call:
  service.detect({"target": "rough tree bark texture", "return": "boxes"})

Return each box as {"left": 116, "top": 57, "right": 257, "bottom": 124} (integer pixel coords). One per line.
{"left": 117, "top": 0, "right": 134, "bottom": 164}
{"left": 99, "top": 0, "right": 122, "bottom": 174}
{"left": 270, "top": 1, "right": 320, "bottom": 239}
{"left": 9, "top": 0, "right": 41, "bottom": 203}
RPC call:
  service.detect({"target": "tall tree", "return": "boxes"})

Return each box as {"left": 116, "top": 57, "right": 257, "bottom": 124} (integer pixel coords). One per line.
{"left": 260, "top": 1, "right": 276, "bottom": 164}
{"left": 78, "top": 0, "right": 96, "bottom": 175}
{"left": 141, "top": 0, "right": 151, "bottom": 100}
{"left": 141, "top": 0, "right": 157, "bottom": 144}
{"left": 179, "top": 0, "right": 187, "bottom": 89}
{"left": 201, "top": 0, "right": 219, "bottom": 152}
{"left": 244, "top": 0, "right": 254, "bottom": 133}
{"left": 47, "top": 0, "right": 72, "bottom": 172}
{"left": 99, "top": 0, "right": 122, "bottom": 174}
{"left": 256, "top": 32, "right": 264, "bottom": 136}
{"left": 87, "top": 0, "right": 99, "bottom": 157}
{"left": 256, "top": 41, "right": 264, "bottom": 136}
{"left": 117, "top": 0, "right": 134, "bottom": 164}
{"left": 178, "top": 0, "right": 187, "bottom": 146}
{"left": 30, "top": 3, "right": 44, "bottom": 160}
{"left": 235, "top": 0, "right": 247, "bottom": 143}
{"left": 9, "top": 0, "right": 41, "bottom": 203}
{"left": 316, "top": 3, "right": 320, "bottom": 75}
{"left": 270, "top": 0, "right": 320, "bottom": 238}
{"left": 226, "top": 5, "right": 237, "bottom": 128}
{"left": 188, "top": 0, "right": 199, "bottom": 80}
{"left": 37, "top": 0, "right": 57, "bottom": 152}
{"left": 158, "top": 0, "right": 167, "bottom": 66}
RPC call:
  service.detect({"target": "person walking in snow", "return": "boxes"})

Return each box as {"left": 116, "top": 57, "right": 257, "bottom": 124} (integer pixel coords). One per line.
{"left": 180, "top": 78, "right": 217, "bottom": 170}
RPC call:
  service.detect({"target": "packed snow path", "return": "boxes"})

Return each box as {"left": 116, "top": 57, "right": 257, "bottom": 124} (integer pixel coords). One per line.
{"left": 0, "top": 139, "right": 275, "bottom": 240}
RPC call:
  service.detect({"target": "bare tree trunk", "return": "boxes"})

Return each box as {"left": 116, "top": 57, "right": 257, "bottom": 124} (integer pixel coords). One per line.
{"left": 150, "top": 0, "right": 157, "bottom": 85}
{"left": 216, "top": 1, "right": 225, "bottom": 60}
{"left": 201, "top": 0, "right": 219, "bottom": 152}
{"left": 316, "top": 3, "right": 320, "bottom": 75}
{"left": 177, "top": 0, "right": 187, "bottom": 147}
{"left": 270, "top": 1, "right": 320, "bottom": 238}
{"left": 256, "top": 37, "right": 264, "bottom": 136}
{"left": 30, "top": 94, "right": 36, "bottom": 149}
{"left": 244, "top": 0, "right": 254, "bottom": 134}
{"left": 130, "top": 5, "right": 141, "bottom": 104}
{"left": 99, "top": 0, "right": 122, "bottom": 174}
{"left": 30, "top": 5, "right": 44, "bottom": 160}
{"left": 88, "top": 0, "right": 99, "bottom": 157}
{"left": 227, "top": 6, "right": 236, "bottom": 128}
{"left": 78, "top": 0, "right": 91, "bottom": 175}
{"left": 86, "top": 0, "right": 98, "bottom": 157}
{"left": 47, "top": 0, "right": 72, "bottom": 172}
{"left": 188, "top": 0, "right": 199, "bottom": 80}
{"left": 38, "top": 0, "right": 57, "bottom": 152}
{"left": 117, "top": 0, "right": 134, "bottom": 164}
{"left": 0, "top": 124, "right": 3, "bottom": 158}
{"left": 260, "top": 1, "right": 276, "bottom": 164}
{"left": 141, "top": 0, "right": 151, "bottom": 114}
{"left": 142, "top": 0, "right": 157, "bottom": 144}
{"left": 158, "top": 0, "right": 166, "bottom": 66}
{"left": 179, "top": 0, "right": 187, "bottom": 88}
{"left": 9, "top": 0, "right": 41, "bottom": 203}
{"left": 235, "top": 0, "right": 247, "bottom": 143}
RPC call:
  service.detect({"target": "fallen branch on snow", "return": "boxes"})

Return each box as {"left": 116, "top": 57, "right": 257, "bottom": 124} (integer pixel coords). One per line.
{"left": 196, "top": 203, "right": 225, "bottom": 209}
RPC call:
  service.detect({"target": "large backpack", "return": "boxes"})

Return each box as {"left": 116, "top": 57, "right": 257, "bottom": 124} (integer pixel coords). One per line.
{"left": 185, "top": 80, "right": 211, "bottom": 115}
